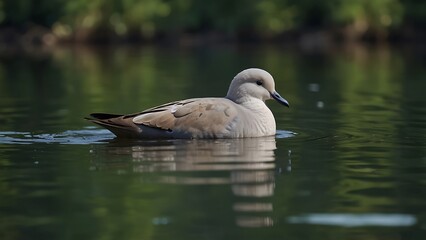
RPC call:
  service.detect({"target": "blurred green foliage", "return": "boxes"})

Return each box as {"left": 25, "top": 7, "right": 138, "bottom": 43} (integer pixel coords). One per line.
{"left": 0, "top": 0, "right": 424, "bottom": 41}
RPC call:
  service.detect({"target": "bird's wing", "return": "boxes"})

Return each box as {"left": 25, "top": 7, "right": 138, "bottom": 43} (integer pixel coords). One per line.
{"left": 132, "top": 98, "right": 239, "bottom": 137}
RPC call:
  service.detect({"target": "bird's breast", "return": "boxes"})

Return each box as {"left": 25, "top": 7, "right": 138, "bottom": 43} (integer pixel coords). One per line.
{"left": 238, "top": 102, "right": 276, "bottom": 137}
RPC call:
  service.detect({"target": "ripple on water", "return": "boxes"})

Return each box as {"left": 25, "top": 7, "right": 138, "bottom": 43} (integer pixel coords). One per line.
{"left": 0, "top": 128, "right": 296, "bottom": 145}
{"left": 276, "top": 130, "right": 297, "bottom": 139}
{"left": 0, "top": 127, "right": 114, "bottom": 145}
{"left": 287, "top": 213, "right": 417, "bottom": 227}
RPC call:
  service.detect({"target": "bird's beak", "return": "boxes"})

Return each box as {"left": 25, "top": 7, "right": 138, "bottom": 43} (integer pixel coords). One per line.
{"left": 271, "top": 91, "right": 290, "bottom": 107}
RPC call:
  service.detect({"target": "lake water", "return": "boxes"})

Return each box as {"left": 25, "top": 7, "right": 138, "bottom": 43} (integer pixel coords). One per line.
{"left": 0, "top": 44, "right": 425, "bottom": 239}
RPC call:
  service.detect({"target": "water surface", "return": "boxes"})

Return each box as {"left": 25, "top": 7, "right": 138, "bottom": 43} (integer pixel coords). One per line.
{"left": 0, "top": 45, "right": 425, "bottom": 240}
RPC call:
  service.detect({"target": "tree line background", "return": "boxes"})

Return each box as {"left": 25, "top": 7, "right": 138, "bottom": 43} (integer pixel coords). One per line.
{"left": 0, "top": 0, "right": 425, "bottom": 44}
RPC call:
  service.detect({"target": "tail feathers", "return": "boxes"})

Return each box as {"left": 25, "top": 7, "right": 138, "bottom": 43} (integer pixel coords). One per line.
{"left": 86, "top": 113, "right": 141, "bottom": 138}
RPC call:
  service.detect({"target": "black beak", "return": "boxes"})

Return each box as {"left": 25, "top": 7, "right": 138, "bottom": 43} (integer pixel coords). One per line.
{"left": 271, "top": 91, "right": 290, "bottom": 107}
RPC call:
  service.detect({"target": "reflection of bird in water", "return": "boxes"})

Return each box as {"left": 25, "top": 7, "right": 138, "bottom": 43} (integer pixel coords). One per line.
{"left": 91, "top": 137, "right": 283, "bottom": 227}
{"left": 130, "top": 138, "right": 276, "bottom": 173}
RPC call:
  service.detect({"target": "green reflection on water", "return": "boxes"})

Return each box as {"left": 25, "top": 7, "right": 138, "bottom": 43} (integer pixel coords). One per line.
{"left": 0, "top": 45, "right": 425, "bottom": 240}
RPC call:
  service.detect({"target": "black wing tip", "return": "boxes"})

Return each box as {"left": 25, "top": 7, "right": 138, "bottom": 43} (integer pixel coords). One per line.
{"left": 86, "top": 113, "right": 124, "bottom": 120}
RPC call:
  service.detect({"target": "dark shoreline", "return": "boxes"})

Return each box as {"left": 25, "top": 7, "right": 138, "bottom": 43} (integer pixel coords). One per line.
{"left": 1, "top": 24, "right": 425, "bottom": 48}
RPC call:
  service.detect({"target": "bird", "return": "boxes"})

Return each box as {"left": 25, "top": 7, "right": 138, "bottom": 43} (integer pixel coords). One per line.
{"left": 86, "top": 68, "right": 289, "bottom": 139}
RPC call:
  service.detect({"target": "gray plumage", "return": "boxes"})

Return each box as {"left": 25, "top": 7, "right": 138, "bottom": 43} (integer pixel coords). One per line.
{"left": 86, "top": 68, "right": 289, "bottom": 139}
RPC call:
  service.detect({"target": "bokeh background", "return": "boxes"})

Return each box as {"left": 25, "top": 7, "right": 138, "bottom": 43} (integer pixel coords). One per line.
{"left": 0, "top": 0, "right": 425, "bottom": 45}
{"left": 0, "top": 1, "right": 425, "bottom": 240}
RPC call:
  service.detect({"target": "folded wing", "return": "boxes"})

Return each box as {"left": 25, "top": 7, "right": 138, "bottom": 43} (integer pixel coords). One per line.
{"left": 132, "top": 98, "right": 238, "bottom": 138}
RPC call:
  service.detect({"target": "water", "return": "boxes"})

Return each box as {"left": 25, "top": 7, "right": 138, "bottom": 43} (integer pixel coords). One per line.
{"left": 0, "top": 45, "right": 425, "bottom": 239}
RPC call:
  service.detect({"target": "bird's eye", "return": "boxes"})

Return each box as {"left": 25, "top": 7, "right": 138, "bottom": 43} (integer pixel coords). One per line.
{"left": 256, "top": 80, "right": 263, "bottom": 86}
